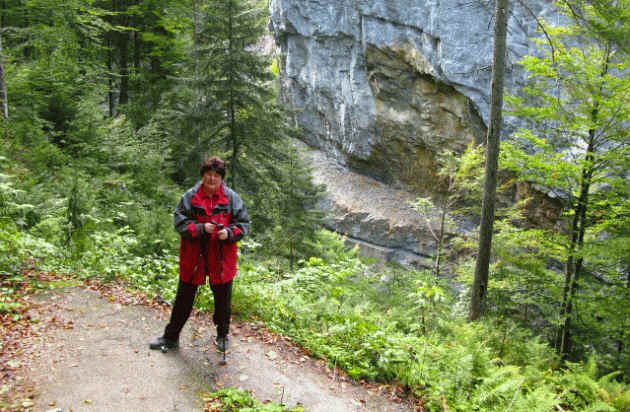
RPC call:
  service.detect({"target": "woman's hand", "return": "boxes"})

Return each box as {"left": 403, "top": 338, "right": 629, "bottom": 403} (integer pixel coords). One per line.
{"left": 204, "top": 223, "right": 228, "bottom": 240}
{"left": 217, "top": 229, "right": 228, "bottom": 240}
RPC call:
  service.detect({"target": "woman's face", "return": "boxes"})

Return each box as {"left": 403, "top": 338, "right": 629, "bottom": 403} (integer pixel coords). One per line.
{"left": 202, "top": 170, "right": 223, "bottom": 194}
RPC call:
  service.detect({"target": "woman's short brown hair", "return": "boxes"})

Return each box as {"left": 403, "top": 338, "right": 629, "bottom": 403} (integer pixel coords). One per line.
{"left": 200, "top": 156, "right": 226, "bottom": 177}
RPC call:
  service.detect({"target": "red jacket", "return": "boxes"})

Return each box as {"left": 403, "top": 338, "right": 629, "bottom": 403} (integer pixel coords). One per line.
{"left": 174, "top": 182, "right": 249, "bottom": 285}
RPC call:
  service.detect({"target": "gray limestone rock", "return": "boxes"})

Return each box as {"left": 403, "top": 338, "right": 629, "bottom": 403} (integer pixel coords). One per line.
{"left": 270, "top": 0, "right": 562, "bottom": 264}
{"left": 270, "top": 0, "right": 561, "bottom": 181}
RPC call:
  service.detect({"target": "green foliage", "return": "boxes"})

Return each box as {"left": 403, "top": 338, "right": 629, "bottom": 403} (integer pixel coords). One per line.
{"left": 263, "top": 142, "right": 326, "bottom": 268}
{"left": 228, "top": 237, "right": 629, "bottom": 410}
{"left": 0, "top": 158, "right": 57, "bottom": 276}
{"left": 502, "top": 8, "right": 630, "bottom": 368}
{"left": 204, "top": 387, "right": 304, "bottom": 411}
{"left": 166, "top": 0, "right": 274, "bottom": 186}
{"left": 556, "top": 0, "right": 630, "bottom": 59}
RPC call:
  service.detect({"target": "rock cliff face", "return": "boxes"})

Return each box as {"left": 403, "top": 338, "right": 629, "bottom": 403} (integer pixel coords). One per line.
{"left": 269, "top": 0, "right": 560, "bottom": 265}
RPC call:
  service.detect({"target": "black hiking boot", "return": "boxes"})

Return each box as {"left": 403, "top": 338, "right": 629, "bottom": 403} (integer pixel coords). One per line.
{"left": 149, "top": 336, "right": 179, "bottom": 351}
{"left": 214, "top": 335, "right": 229, "bottom": 352}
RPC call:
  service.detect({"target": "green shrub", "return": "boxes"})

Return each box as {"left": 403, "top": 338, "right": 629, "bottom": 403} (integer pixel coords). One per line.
{"left": 203, "top": 387, "right": 304, "bottom": 411}
{"left": 229, "top": 233, "right": 628, "bottom": 411}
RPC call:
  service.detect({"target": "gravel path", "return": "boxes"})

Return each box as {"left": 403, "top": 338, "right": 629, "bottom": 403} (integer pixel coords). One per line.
{"left": 23, "top": 286, "right": 412, "bottom": 412}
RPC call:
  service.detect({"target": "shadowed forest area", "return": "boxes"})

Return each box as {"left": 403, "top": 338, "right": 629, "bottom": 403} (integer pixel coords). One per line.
{"left": 1, "top": 0, "right": 629, "bottom": 411}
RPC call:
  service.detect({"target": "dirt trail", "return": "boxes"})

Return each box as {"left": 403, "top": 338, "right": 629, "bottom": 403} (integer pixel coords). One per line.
{"left": 21, "top": 286, "right": 411, "bottom": 412}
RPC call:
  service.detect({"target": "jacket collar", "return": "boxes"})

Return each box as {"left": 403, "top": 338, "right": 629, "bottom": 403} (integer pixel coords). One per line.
{"left": 192, "top": 182, "right": 228, "bottom": 204}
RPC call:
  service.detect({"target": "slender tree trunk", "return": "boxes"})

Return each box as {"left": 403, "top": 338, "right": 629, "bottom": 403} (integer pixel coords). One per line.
{"left": 557, "top": 49, "right": 609, "bottom": 354}
{"left": 469, "top": 0, "right": 508, "bottom": 321}
{"left": 0, "top": 30, "right": 8, "bottom": 120}
{"left": 558, "top": 137, "right": 593, "bottom": 355}
{"left": 228, "top": 0, "right": 237, "bottom": 189}
{"left": 557, "top": 105, "right": 598, "bottom": 354}
{"left": 556, "top": 204, "right": 580, "bottom": 349}
{"left": 107, "top": 36, "right": 115, "bottom": 117}
{"left": 192, "top": 0, "right": 199, "bottom": 89}
{"left": 192, "top": 0, "right": 201, "bottom": 163}
{"left": 0, "top": 2, "right": 6, "bottom": 120}
{"left": 118, "top": 33, "right": 129, "bottom": 105}
{"left": 117, "top": 0, "right": 129, "bottom": 106}
{"left": 106, "top": 0, "right": 118, "bottom": 116}
{"left": 133, "top": 31, "right": 140, "bottom": 71}
{"left": 288, "top": 153, "right": 295, "bottom": 270}
{"left": 435, "top": 209, "right": 446, "bottom": 277}
{"left": 619, "top": 271, "right": 630, "bottom": 358}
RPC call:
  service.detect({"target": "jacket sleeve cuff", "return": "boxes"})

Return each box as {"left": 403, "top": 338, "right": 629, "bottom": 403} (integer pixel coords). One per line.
{"left": 228, "top": 227, "right": 242, "bottom": 241}
{"left": 188, "top": 223, "right": 203, "bottom": 237}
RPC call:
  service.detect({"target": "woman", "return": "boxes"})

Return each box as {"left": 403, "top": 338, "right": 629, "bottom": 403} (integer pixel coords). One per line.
{"left": 150, "top": 156, "right": 249, "bottom": 352}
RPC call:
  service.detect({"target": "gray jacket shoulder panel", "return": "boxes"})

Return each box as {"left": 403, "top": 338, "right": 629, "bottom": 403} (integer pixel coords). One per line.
{"left": 173, "top": 182, "right": 203, "bottom": 238}
{"left": 222, "top": 184, "right": 249, "bottom": 242}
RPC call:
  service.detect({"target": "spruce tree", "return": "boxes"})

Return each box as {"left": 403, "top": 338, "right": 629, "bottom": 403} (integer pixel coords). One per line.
{"left": 273, "top": 142, "right": 325, "bottom": 269}
{"left": 163, "top": 0, "right": 325, "bottom": 255}
{"left": 177, "top": 0, "right": 275, "bottom": 191}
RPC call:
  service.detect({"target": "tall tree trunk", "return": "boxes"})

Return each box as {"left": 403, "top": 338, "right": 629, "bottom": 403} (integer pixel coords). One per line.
{"left": 0, "top": 1, "right": 6, "bottom": 120}
{"left": 228, "top": 0, "right": 237, "bottom": 189}
{"left": 118, "top": 32, "right": 129, "bottom": 105}
{"left": 435, "top": 209, "right": 446, "bottom": 277}
{"left": 133, "top": 30, "right": 140, "bottom": 71}
{"left": 107, "top": 36, "right": 115, "bottom": 117}
{"left": 192, "top": 0, "right": 201, "bottom": 162}
{"left": 469, "top": 0, "right": 508, "bottom": 321}
{"left": 0, "top": 30, "right": 8, "bottom": 120}
{"left": 556, "top": 49, "right": 609, "bottom": 355}
{"left": 620, "top": 271, "right": 630, "bottom": 358}
{"left": 117, "top": 0, "right": 129, "bottom": 106}
{"left": 558, "top": 131, "right": 594, "bottom": 355}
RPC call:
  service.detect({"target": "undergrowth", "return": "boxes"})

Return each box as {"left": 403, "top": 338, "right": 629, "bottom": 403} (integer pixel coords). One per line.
{"left": 2, "top": 211, "right": 629, "bottom": 411}
{"left": 203, "top": 388, "right": 304, "bottom": 412}
{"left": 2, "top": 153, "right": 628, "bottom": 411}
{"left": 202, "top": 388, "right": 304, "bottom": 412}
{"left": 227, "top": 236, "right": 629, "bottom": 411}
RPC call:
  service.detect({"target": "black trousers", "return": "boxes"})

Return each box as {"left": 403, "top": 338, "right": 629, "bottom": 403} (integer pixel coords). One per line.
{"left": 163, "top": 279, "right": 233, "bottom": 341}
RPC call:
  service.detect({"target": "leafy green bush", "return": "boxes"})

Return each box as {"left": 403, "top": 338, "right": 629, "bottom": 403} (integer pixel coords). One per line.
{"left": 203, "top": 388, "right": 304, "bottom": 412}
{"left": 230, "top": 233, "right": 629, "bottom": 411}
